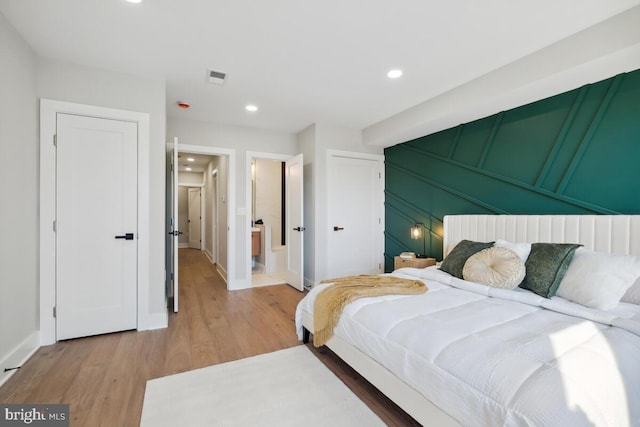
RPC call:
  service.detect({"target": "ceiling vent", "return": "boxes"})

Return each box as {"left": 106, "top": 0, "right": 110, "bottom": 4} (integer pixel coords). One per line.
{"left": 207, "top": 69, "right": 227, "bottom": 85}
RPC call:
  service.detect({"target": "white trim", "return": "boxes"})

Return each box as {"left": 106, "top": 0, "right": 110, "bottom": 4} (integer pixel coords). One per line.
{"left": 217, "top": 263, "right": 228, "bottom": 284}
{"left": 245, "top": 151, "right": 293, "bottom": 287}
{"left": 39, "top": 99, "right": 151, "bottom": 345}
{"left": 325, "top": 149, "right": 385, "bottom": 277}
{"left": 0, "top": 332, "right": 40, "bottom": 388}
{"left": 200, "top": 188, "right": 206, "bottom": 251}
{"left": 141, "top": 310, "right": 169, "bottom": 331}
{"left": 212, "top": 168, "right": 219, "bottom": 265}
{"left": 178, "top": 183, "right": 205, "bottom": 187}
{"left": 204, "top": 248, "right": 214, "bottom": 263}
{"left": 178, "top": 243, "right": 190, "bottom": 249}
{"left": 170, "top": 143, "right": 236, "bottom": 290}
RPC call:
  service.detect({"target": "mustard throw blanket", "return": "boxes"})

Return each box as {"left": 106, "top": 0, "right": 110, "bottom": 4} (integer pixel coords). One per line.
{"left": 312, "top": 275, "right": 427, "bottom": 347}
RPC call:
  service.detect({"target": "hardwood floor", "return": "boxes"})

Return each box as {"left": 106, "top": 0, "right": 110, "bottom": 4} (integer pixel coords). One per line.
{"left": 0, "top": 249, "right": 420, "bottom": 426}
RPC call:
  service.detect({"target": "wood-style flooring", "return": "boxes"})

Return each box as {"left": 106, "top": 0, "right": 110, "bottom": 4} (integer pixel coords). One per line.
{"left": 0, "top": 249, "right": 420, "bottom": 426}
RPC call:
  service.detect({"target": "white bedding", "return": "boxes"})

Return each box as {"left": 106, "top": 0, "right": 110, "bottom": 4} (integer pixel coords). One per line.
{"left": 295, "top": 267, "right": 640, "bottom": 427}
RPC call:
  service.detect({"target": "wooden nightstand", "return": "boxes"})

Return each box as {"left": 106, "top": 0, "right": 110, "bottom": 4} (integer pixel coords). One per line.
{"left": 394, "top": 256, "right": 436, "bottom": 270}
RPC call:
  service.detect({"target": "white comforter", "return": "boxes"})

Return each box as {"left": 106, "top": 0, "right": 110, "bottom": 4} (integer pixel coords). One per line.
{"left": 295, "top": 267, "right": 640, "bottom": 427}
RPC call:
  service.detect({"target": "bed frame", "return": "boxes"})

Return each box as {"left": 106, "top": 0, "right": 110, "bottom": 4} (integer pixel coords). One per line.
{"left": 302, "top": 214, "right": 640, "bottom": 426}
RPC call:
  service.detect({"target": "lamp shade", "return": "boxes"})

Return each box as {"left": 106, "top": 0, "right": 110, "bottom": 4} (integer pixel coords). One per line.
{"left": 411, "top": 224, "right": 422, "bottom": 240}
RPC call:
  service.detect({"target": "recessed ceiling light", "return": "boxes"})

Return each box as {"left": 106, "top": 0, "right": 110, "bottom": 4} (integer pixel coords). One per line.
{"left": 125, "top": 0, "right": 142, "bottom": 3}
{"left": 387, "top": 69, "right": 403, "bottom": 79}
{"left": 245, "top": 104, "right": 258, "bottom": 112}
{"left": 185, "top": 167, "right": 192, "bottom": 171}
{"left": 187, "top": 157, "right": 195, "bottom": 162}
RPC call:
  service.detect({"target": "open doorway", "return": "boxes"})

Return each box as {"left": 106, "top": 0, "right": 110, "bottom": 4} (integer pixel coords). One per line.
{"left": 250, "top": 157, "right": 287, "bottom": 286}
{"left": 167, "top": 141, "right": 236, "bottom": 314}
{"left": 246, "top": 152, "right": 304, "bottom": 290}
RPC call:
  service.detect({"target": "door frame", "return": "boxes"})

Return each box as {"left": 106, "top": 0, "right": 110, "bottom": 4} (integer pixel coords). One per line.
{"left": 39, "top": 99, "right": 151, "bottom": 345}
{"left": 170, "top": 144, "right": 236, "bottom": 289}
{"left": 210, "top": 168, "right": 219, "bottom": 264}
{"left": 326, "top": 149, "right": 385, "bottom": 278}
{"left": 245, "top": 151, "right": 294, "bottom": 285}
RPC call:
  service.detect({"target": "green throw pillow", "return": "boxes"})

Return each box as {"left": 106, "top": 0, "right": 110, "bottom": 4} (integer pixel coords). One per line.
{"left": 520, "top": 243, "right": 582, "bottom": 298}
{"left": 440, "top": 240, "right": 495, "bottom": 279}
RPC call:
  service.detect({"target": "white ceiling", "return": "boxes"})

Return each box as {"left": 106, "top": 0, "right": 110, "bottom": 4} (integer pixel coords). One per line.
{"left": 2, "top": 0, "right": 640, "bottom": 138}
{"left": 176, "top": 153, "right": 212, "bottom": 174}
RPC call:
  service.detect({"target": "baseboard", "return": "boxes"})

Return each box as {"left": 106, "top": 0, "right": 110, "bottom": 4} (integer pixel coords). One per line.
{"left": 204, "top": 249, "right": 214, "bottom": 264}
{"left": 0, "top": 331, "right": 40, "bottom": 388}
{"left": 217, "top": 264, "right": 227, "bottom": 283}
{"left": 178, "top": 243, "right": 189, "bottom": 249}
{"left": 304, "top": 278, "right": 317, "bottom": 290}
{"left": 138, "top": 310, "right": 168, "bottom": 331}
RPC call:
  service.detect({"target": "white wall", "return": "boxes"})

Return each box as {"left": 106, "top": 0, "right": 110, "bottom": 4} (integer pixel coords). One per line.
{"left": 36, "top": 58, "right": 168, "bottom": 319}
{"left": 177, "top": 187, "right": 189, "bottom": 245}
{"left": 213, "top": 156, "right": 228, "bottom": 276}
{"left": 298, "top": 124, "right": 316, "bottom": 287}
{"left": 204, "top": 158, "right": 220, "bottom": 262}
{"left": 167, "top": 117, "right": 297, "bottom": 288}
{"left": 178, "top": 171, "right": 204, "bottom": 186}
{"left": 0, "top": 12, "right": 39, "bottom": 381}
{"left": 297, "top": 123, "right": 384, "bottom": 287}
{"left": 254, "top": 158, "right": 283, "bottom": 246}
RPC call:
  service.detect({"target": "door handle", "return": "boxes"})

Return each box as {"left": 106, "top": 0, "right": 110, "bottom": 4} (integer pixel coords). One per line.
{"left": 293, "top": 227, "right": 306, "bottom": 232}
{"left": 115, "top": 233, "right": 135, "bottom": 240}
{"left": 333, "top": 226, "right": 344, "bottom": 231}
{"left": 167, "top": 230, "right": 184, "bottom": 236}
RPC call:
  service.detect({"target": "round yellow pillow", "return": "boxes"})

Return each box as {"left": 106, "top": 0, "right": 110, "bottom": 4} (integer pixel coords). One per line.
{"left": 462, "top": 246, "right": 525, "bottom": 289}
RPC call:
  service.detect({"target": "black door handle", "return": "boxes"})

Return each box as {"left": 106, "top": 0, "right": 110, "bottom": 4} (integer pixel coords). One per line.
{"left": 115, "top": 233, "right": 135, "bottom": 240}
{"left": 167, "top": 230, "right": 184, "bottom": 236}
{"left": 333, "top": 226, "right": 344, "bottom": 231}
{"left": 293, "top": 227, "right": 306, "bottom": 232}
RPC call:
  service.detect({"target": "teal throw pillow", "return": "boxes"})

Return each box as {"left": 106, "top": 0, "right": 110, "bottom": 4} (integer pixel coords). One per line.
{"left": 519, "top": 243, "right": 582, "bottom": 298}
{"left": 440, "top": 240, "right": 495, "bottom": 279}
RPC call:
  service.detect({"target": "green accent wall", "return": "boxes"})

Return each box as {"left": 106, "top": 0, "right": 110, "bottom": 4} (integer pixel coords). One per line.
{"left": 384, "top": 68, "right": 640, "bottom": 272}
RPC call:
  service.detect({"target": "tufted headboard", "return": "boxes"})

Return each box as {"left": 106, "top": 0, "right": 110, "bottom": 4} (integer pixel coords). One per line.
{"left": 443, "top": 215, "right": 640, "bottom": 258}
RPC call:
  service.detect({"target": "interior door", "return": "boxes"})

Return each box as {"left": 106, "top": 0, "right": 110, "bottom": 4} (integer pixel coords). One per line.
{"left": 56, "top": 113, "right": 137, "bottom": 340}
{"left": 169, "top": 137, "right": 180, "bottom": 312}
{"left": 285, "top": 154, "right": 304, "bottom": 290}
{"left": 328, "top": 154, "right": 383, "bottom": 278}
{"left": 188, "top": 188, "right": 201, "bottom": 249}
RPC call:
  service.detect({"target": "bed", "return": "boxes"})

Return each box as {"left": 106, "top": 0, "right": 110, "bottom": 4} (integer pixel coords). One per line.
{"left": 296, "top": 215, "right": 640, "bottom": 426}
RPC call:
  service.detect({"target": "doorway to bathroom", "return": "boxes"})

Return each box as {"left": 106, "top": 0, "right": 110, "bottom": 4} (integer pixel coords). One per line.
{"left": 247, "top": 152, "right": 303, "bottom": 288}
{"left": 250, "top": 156, "right": 286, "bottom": 286}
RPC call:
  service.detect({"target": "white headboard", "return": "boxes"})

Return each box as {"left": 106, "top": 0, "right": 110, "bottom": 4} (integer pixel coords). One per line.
{"left": 443, "top": 215, "right": 640, "bottom": 258}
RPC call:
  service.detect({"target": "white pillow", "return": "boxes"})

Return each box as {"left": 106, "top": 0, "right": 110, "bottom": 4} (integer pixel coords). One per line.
{"left": 556, "top": 248, "right": 640, "bottom": 310}
{"left": 495, "top": 239, "right": 531, "bottom": 262}
{"left": 462, "top": 246, "right": 526, "bottom": 289}
{"left": 621, "top": 277, "right": 640, "bottom": 305}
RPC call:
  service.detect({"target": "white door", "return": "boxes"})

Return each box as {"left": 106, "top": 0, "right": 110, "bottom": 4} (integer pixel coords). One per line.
{"left": 285, "top": 154, "right": 304, "bottom": 290}
{"left": 56, "top": 114, "right": 137, "bottom": 340}
{"left": 188, "top": 188, "right": 202, "bottom": 249}
{"left": 169, "top": 137, "right": 180, "bottom": 312}
{"left": 328, "top": 154, "right": 383, "bottom": 278}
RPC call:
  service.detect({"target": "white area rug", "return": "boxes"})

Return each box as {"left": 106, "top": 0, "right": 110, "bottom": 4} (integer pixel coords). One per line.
{"left": 140, "top": 345, "right": 385, "bottom": 427}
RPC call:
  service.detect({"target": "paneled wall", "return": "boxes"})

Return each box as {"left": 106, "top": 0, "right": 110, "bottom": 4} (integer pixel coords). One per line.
{"left": 384, "top": 68, "right": 640, "bottom": 271}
